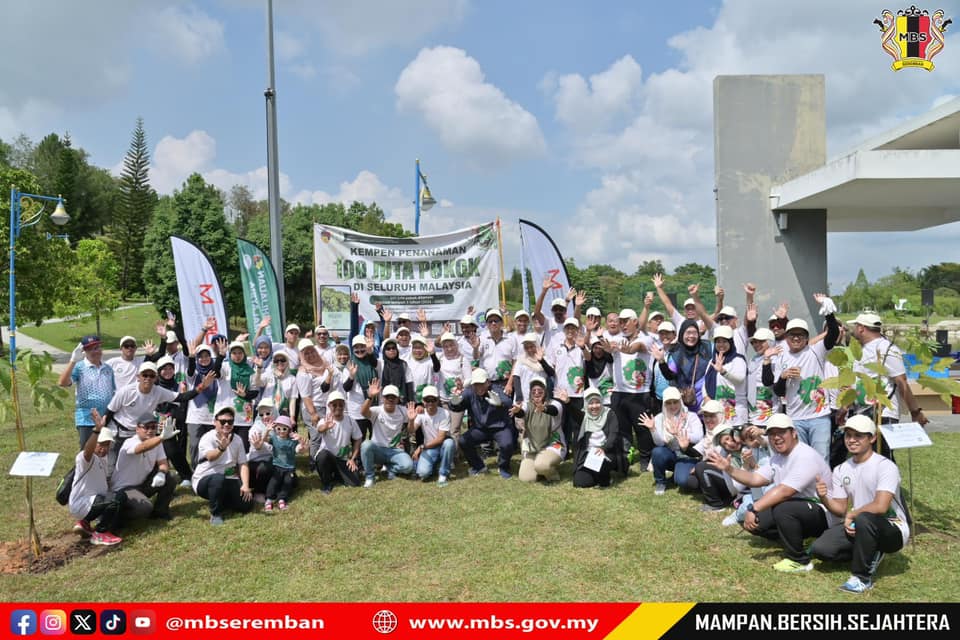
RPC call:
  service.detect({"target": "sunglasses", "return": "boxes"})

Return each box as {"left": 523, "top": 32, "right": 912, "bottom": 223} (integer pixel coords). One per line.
{"left": 423, "top": 397, "right": 438, "bottom": 403}
{"left": 274, "top": 359, "right": 288, "bottom": 364}
{"left": 257, "top": 411, "right": 273, "bottom": 417}
{"left": 217, "top": 418, "right": 235, "bottom": 425}
{"left": 317, "top": 333, "right": 329, "bottom": 337}
{"left": 140, "top": 372, "right": 157, "bottom": 379}
{"left": 275, "top": 426, "right": 290, "bottom": 431}
{"left": 122, "top": 343, "right": 136, "bottom": 349}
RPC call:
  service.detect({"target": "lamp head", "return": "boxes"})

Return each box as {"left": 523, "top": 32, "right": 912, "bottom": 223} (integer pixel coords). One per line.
{"left": 420, "top": 185, "right": 436, "bottom": 212}
{"left": 50, "top": 198, "right": 70, "bottom": 226}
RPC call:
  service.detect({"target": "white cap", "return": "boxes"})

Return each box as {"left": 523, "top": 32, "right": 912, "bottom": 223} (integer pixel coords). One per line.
{"left": 785, "top": 318, "right": 809, "bottom": 334}
{"left": 397, "top": 313, "right": 411, "bottom": 322}
{"left": 583, "top": 387, "right": 602, "bottom": 401}
{"left": 258, "top": 397, "right": 275, "bottom": 408}
{"left": 138, "top": 361, "right": 158, "bottom": 374}
{"left": 470, "top": 368, "right": 488, "bottom": 384}
{"left": 844, "top": 415, "right": 876, "bottom": 435}
{"left": 529, "top": 375, "right": 547, "bottom": 389}
{"left": 327, "top": 391, "right": 346, "bottom": 404}
{"left": 381, "top": 384, "right": 400, "bottom": 398}
{"left": 285, "top": 323, "right": 300, "bottom": 333}
{"left": 351, "top": 335, "right": 367, "bottom": 347}
{"left": 411, "top": 335, "right": 427, "bottom": 345}
{"left": 683, "top": 298, "right": 696, "bottom": 308}
{"left": 701, "top": 399, "right": 724, "bottom": 415}
{"left": 439, "top": 332, "right": 456, "bottom": 343}
{"left": 751, "top": 328, "right": 776, "bottom": 342}
{"left": 658, "top": 321, "right": 676, "bottom": 333}
{"left": 120, "top": 335, "right": 137, "bottom": 347}
{"left": 766, "top": 413, "right": 795, "bottom": 430}
{"left": 662, "top": 387, "right": 682, "bottom": 402}
{"left": 514, "top": 309, "right": 530, "bottom": 319}
{"left": 460, "top": 314, "right": 477, "bottom": 326}
{"left": 421, "top": 385, "right": 439, "bottom": 399}
{"left": 768, "top": 314, "right": 780, "bottom": 322}
{"left": 847, "top": 313, "right": 882, "bottom": 329}
{"left": 298, "top": 338, "right": 317, "bottom": 351}
{"left": 157, "top": 355, "right": 175, "bottom": 370}
{"left": 165, "top": 330, "right": 177, "bottom": 343}
{"left": 648, "top": 311, "right": 664, "bottom": 321}
{"left": 619, "top": 308, "right": 638, "bottom": 320}
{"left": 563, "top": 317, "right": 580, "bottom": 328}
{"left": 97, "top": 430, "right": 115, "bottom": 443}
{"left": 718, "top": 306, "right": 737, "bottom": 318}
{"left": 485, "top": 308, "right": 503, "bottom": 320}
{"left": 396, "top": 326, "right": 411, "bottom": 335}
{"left": 196, "top": 344, "right": 213, "bottom": 356}
{"left": 228, "top": 341, "right": 247, "bottom": 354}
{"left": 713, "top": 424, "right": 736, "bottom": 446}
{"left": 521, "top": 333, "right": 539, "bottom": 344}
{"left": 550, "top": 298, "right": 567, "bottom": 309}
{"left": 382, "top": 338, "right": 398, "bottom": 349}
{"left": 586, "top": 307, "right": 602, "bottom": 317}
{"left": 713, "top": 325, "right": 734, "bottom": 341}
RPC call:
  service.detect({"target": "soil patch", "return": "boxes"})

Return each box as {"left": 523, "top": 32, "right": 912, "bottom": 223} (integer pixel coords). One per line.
{"left": 0, "top": 533, "right": 106, "bottom": 575}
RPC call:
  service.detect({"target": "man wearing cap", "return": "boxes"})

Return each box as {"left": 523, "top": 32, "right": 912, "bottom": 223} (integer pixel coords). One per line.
{"left": 605, "top": 307, "right": 654, "bottom": 469}
{"left": 69, "top": 411, "right": 125, "bottom": 546}
{"left": 110, "top": 411, "right": 177, "bottom": 521}
{"left": 393, "top": 326, "right": 414, "bottom": 360}
{"left": 846, "top": 312, "right": 928, "bottom": 444}
{"left": 533, "top": 276, "right": 584, "bottom": 351}
{"left": 192, "top": 406, "right": 254, "bottom": 525}
{"left": 509, "top": 309, "right": 533, "bottom": 354}
{"left": 747, "top": 328, "right": 781, "bottom": 427}
{"left": 411, "top": 385, "right": 455, "bottom": 485}
{"left": 645, "top": 311, "right": 665, "bottom": 337}
{"left": 104, "top": 361, "right": 213, "bottom": 476}
{"left": 312, "top": 391, "right": 363, "bottom": 493}
{"left": 457, "top": 314, "right": 479, "bottom": 363}
{"left": 360, "top": 379, "right": 415, "bottom": 487}
{"left": 707, "top": 413, "right": 836, "bottom": 573}
{"left": 107, "top": 335, "right": 151, "bottom": 389}
{"left": 59, "top": 335, "right": 116, "bottom": 449}
{"left": 475, "top": 308, "right": 518, "bottom": 392}
{"left": 810, "top": 415, "right": 909, "bottom": 593}
{"left": 450, "top": 368, "right": 515, "bottom": 478}
{"left": 762, "top": 293, "right": 840, "bottom": 461}
{"left": 547, "top": 317, "right": 590, "bottom": 450}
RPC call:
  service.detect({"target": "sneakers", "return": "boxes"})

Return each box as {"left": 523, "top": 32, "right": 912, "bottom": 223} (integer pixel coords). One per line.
{"left": 700, "top": 504, "right": 725, "bottom": 512}
{"left": 210, "top": 515, "right": 225, "bottom": 526}
{"left": 179, "top": 479, "right": 192, "bottom": 489}
{"left": 839, "top": 575, "right": 874, "bottom": 593}
{"left": 264, "top": 500, "right": 274, "bottom": 513}
{"left": 499, "top": 469, "right": 512, "bottom": 479}
{"left": 437, "top": 475, "right": 448, "bottom": 487}
{"left": 363, "top": 477, "right": 375, "bottom": 488}
{"left": 773, "top": 558, "right": 813, "bottom": 573}
{"left": 654, "top": 483, "right": 667, "bottom": 496}
{"left": 386, "top": 471, "right": 398, "bottom": 481}
{"left": 90, "top": 531, "right": 122, "bottom": 546}
{"left": 73, "top": 520, "right": 94, "bottom": 536}
{"left": 277, "top": 499, "right": 288, "bottom": 511}
{"left": 721, "top": 513, "right": 740, "bottom": 527}
{"left": 469, "top": 467, "right": 489, "bottom": 477}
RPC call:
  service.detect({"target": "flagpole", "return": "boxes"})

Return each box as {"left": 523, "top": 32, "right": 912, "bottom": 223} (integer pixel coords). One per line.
{"left": 312, "top": 247, "right": 319, "bottom": 329}
{"left": 519, "top": 224, "right": 529, "bottom": 311}
{"left": 414, "top": 159, "right": 421, "bottom": 236}
{"left": 496, "top": 218, "right": 507, "bottom": 308}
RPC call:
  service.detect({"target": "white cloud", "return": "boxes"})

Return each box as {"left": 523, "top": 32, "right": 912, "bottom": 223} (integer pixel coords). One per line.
{"left": 150, "top": 131, "right": 218, "bottom": 194}
{"left": 544, "top": 55, "right": 644, "bottom": 133}
{"left": 395, "top": 46, "right": 546, "bottom": 167}
{"left": 145, "top": 4, "right": 226, "bottom": 65}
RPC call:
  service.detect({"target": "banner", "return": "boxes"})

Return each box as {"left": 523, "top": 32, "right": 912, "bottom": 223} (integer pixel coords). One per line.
{"left": 314, "top": 223, "right": 500, "bottom": 321}
{"left": 170, "top": 236, "right": 228, "bottom": 344}
{"left": 237, "top": 238, "right": 283, "bottom": 342}
{"left": 519, "top": 219, "right": 571, "bottom": 311}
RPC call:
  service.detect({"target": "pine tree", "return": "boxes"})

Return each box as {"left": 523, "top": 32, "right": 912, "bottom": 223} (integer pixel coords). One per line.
{"left": 113, "top": 118, "right": 157, "bottom": 295}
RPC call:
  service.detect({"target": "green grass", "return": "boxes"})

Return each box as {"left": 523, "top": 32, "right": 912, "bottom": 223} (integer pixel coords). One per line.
{"left": 1, "top": 397, "right": 958, "bottom": 602}
{"left": 17, "top": 304, "right": 161, "bottom": 352}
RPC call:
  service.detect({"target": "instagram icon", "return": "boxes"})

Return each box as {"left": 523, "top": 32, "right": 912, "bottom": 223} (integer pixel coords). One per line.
{"left": 40, "top": 610, "right": 67, "bottom": 635}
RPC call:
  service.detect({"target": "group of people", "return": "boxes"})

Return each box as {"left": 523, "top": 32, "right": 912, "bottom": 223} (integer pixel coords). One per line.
{"left": 60, "top": 275, "right": 927, "bottom": 593}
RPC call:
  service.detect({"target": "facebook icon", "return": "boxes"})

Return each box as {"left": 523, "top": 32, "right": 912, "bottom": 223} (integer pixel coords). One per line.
{"left": 10, "top": 610, "right": 37, "bottom": 636}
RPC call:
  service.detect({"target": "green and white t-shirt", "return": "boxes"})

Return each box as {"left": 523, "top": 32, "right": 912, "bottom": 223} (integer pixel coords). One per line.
{"left": 369, "top": 406, "right": 408, "bottom": 449}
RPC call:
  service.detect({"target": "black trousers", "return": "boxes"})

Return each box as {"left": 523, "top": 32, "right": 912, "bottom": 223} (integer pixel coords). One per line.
{"left": 196, "top": 474, "right": 254, "bottom": 517}
{"left": 162, "top": 415, "right": 192, "bottom": 481}
{"left": 573, "top": 459, "right": 612, "bottom": 488}
{"left": 315, "top": 450, "right": 362, "bottom": 488}
{"left": 689, "top": 461, "right": 735, "bottom": 507}
{"left": 248, "top": 459, "right": 273, "bottom": 494}
{"left": 611, "top": 392, "right": 651, "bottom": 464}
{"left": 265, "top": 467, "right": 297, "bottom": 501}
{"left": 749, "top": 498, "right": 829, "bottom": 564}
{"left": 810, "top": 512, "right": 904, "bottom": 580}
{"left": 84, "top": 491, "right": 127, "bottom": 533}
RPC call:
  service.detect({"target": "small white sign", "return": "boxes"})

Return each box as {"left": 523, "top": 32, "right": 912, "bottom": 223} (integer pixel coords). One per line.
{"left": 879, "top": 422, "right": 933, "bottom": 450}
{"left": 9, "top": 451, "right": 60, "bottom": 477}
{"left": 584, "top": 449, "right": 607, "bottom": 472}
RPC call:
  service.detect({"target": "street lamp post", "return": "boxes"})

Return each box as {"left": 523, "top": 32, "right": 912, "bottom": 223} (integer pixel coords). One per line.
{"left": 9, "top": 187, "right": 69, "bottom": 556}
{"left": 414, "top": 159, "right": 436, "bottom": 236}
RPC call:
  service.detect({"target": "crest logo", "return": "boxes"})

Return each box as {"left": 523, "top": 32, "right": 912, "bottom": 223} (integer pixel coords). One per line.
{"left": 875, "top": 6, "right": 951, "bottom": 71}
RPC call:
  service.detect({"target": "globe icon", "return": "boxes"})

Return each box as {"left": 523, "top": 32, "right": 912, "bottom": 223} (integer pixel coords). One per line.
{"left": 372, "top": 609, "right": 398, "bottom": 634}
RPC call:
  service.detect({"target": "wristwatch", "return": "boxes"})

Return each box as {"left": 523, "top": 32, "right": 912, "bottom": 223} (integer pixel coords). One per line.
{"left": 747, "top": 503, "right": 757, "bottom": 514}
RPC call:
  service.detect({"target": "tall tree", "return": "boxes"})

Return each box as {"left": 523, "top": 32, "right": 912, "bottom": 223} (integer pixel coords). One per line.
{"left": 54, "top": 239, "right": 121, "bottom": 336}
{"left": 113, "top": 118, "right": 157, "bottom": 295}
{"left": 226, "top": 185, "right": 264, "bottom": 238}
{"left": 142, "top": 173, "right": 239, "bottom": 316}
{"left": 0, "top": 137, "right": 12, "bottom": 166}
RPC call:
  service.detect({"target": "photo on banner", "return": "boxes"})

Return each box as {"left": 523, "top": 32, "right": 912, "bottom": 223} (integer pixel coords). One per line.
{"left": 318, "top": 285, "right": 352, "bottom": 333}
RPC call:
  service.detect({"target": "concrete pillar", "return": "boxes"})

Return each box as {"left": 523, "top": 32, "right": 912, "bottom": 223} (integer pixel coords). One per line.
{"left": 714, "top": 75, "right": 827, "bottom": 327}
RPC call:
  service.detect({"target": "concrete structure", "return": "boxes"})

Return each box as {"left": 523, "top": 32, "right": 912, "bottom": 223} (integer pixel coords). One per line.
{"left": 714, "top": 75, "right": 960, "bottom": 325}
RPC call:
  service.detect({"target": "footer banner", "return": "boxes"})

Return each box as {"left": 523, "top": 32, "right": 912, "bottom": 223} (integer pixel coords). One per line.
{"left": 1, "top": 602, "right": 956, "bottom": 639}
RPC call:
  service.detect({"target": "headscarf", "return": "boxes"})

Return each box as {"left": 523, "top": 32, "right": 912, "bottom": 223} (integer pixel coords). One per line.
{"left": 254, "top": 336, "right": 274, "bottom": 369}
{"left": 193, "top": 346, "right": 219, "bottom": 408}
{"left": 380, "top": 341, "right": 409, "bottom": 402}
{"left": 228, "top": 346, "right": 255, "bottom": 394}
{"left": 582, "top": 389, "right": 609, "bottom": 433}
{"left": 362, "top": 320, "right": 382, "bottom": 357}
{"left": 670, "top": 319, "right": 712, "bottom": 388}
{"left": 704, "top": 333, "right": 746, "bottom": 399}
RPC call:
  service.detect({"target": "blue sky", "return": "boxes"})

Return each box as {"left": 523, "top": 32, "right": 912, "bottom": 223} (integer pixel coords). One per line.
{"left": 2, "top": 0, "right": 959, "bottom": 291}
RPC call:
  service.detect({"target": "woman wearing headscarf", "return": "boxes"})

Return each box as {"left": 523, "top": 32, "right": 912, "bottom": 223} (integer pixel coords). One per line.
{"left": 559, "top": 387, "right": 627, "bottom": 488}
{"left": 186, "top": 342, "right": 224, "bottom": 469}
{"left": 378, "top": 338, "right": 414, "bottom": 404}
{"left": 215, "top": 340, "right": 260, "bottom": 451}
{"left": 703, "top": 325, "right": 748, "bottom": 426}
{"left": 654, "top": 318, "right": 712, "bottom": 413}
{"left": 255, "top": 347, "right": 298, "bottom": 422}
{"left": 509, "top": 376, "right": 565, "bottom": 483}
{"left": 346, "top": 335, "right": 378, "bottom": 440}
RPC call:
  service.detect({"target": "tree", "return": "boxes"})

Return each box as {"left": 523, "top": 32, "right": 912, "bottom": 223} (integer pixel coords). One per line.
{"left": 113, "top": 118, "right": 157, "bottom": 295}
{"left": 0, "top": 166, "right": 75, "bottom": 354}
{"left": 142, "top": 173, "right": 239, "bottom": 316}
{"left": 54, "top": 239, "right": 121, "bottom": 336}
{"left": 0, "top": 137, "right": 12, "bottom": 166}
{"left": 226, "top": 185, "right": 264, "bottom": 238}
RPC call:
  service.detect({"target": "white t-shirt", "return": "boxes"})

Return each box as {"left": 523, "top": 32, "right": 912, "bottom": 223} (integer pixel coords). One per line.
{"left": 748, "top": 355, "right": 780, "bottom": 425}
{"left": 831, "top": 452, "right": 909, "bottom": 544}
{"left": 406, "top": 356, "right": 437, "bottom": 402}
{"left": 854, "top": 337, "right": 906, "bottom": 420}
{"left": 541, "top": 316, "right": 564, "bottom": 351}
{"left": 757, "top": 441, "right": 836, "bottom": 524}
{"left": 548, "top": 341, "right": 587, "bottom": 397}
{"left": 296, "top": 369, "right": 328, "bottom": 416}
{"left": 438, "top": 354, "right": 471, "bottom": 402}
{"left": 612, "top": 334, "right": 652, "bottom": 394}
{"left": 712, "top": 356, "right": 748, "bottom": 426}
{"left": 369, "top": 405, "right": 408, "bottom": 448}
{"left": 192, "top": 430, "right": 248, "bottom": 493}
{"left": 317, "top": 416, "right": 362, "bottom": 459}
{"left": 773, "top": 342, "right": 830, "bottom": 420}
{"left": 247, "top": 420, "right": 274, "bottom": 462}
{"left": 478, "top": 334, "right": 517, "bottom": 382}
{"left": 414, "top": 407, "right": 451, "bottom": 443}
{"left": 111, "top": 436, "right": 166, "bottom": 490}
{"left": 107, "top": 355, "right": 143, "bottom": 389}
{"left": 258, "top": 370, "right": 298, "bottom": 417}
{"left": 107, "top": 383, "right": 178, "bottom": 436}
{"left": 69, "top": 450, "right": 109, "bottom": 520}
{"left": 214, "top": 362, "right": 259, "bottom": 427}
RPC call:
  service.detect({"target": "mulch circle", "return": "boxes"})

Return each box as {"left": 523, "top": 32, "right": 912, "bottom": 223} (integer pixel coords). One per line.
{"left": 0, "top": 533, "right": 110, "bottom": 575}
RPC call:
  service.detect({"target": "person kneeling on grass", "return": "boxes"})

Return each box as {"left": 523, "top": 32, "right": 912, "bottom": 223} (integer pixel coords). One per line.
{"left": 110, "top": 411, "right": 177, "bottom": 522}
{"left": 192, "top": 407, "right": 253, "bottom": 526}
{"left": 809, "top": 415, "right": 909, "bottom": 593}
{"left": 510, "top": 376, "right": 565, "bottom": 484}
{"left": 706, "top": 413, "right": 835, "bottom": 573}
{"left": 263, "top": 416, "right": 306, "bottom": 513}
{"left": 638, "top": 386, "right": 704, "bottom": 497}
{"left": 561, "top": 387, "right": 627, "bottom": 488}
{"left": 312, "top": 391, "right": 363, "bottom": 493}
{"left": 410, "top": 385, "right": 456, "bottom": 486}
{"left": 360, "top": 379, "right": 415, "bottom": 488}
{"left": 69, "top": 410, "right": 125, "bottom": 546}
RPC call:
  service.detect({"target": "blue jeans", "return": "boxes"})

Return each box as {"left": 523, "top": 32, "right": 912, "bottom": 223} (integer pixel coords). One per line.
{"left": 360, "top": 441, "right": 413, "bottom": 480}
{"left": 651, "top": 446, "right": 697, "bottom": 486}
{"left": 416, "top": 439, "right": 455, "bottom": 479}
{"left": 793, "top": 416, "right": 831, "bottom": 461}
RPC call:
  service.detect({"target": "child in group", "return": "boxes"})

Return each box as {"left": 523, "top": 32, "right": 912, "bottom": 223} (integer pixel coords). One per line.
{"left": 264, "top": 415, "right": 306, "bottom": 513}
{"left": 722, "top": 423, "right": 772, "bottom": 526}
{"left": 248, "top": 398, "right": 276, "bottom": 500}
